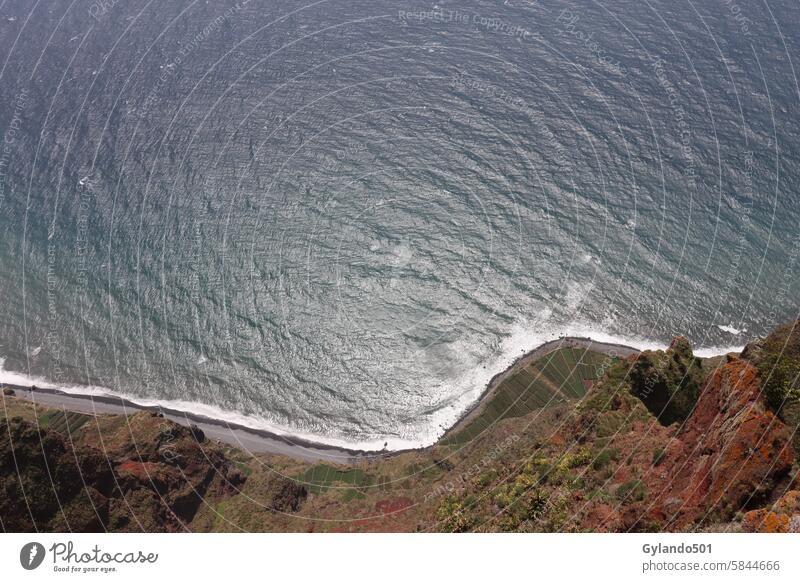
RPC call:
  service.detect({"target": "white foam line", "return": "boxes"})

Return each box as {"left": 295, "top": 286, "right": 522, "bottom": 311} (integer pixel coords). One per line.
{"left": 54, "top": 388, "right": 424, "bottom": 452}
{"left": 717, "top": 324, "right": 746, "bottom": 335}
{"left": 0, "top": 359, "right": 419, "bottom": 451}
{"left": 0, "top": 329, "right": 747, "bottom": 452}
{"left": 694, "top": 344, "right": 746, "bottom": 357}
{"left": 0, "top": 358, "right": 63, "bottom": 389}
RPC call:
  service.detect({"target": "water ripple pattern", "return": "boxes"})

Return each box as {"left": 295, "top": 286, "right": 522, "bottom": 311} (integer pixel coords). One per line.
{"left": 0, "top": 0, "right": 798, "bottom": 448}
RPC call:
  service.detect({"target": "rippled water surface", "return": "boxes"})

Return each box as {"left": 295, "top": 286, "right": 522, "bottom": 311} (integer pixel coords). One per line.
{"left": 1, "top": 0, "right": 799, "bottom": 448}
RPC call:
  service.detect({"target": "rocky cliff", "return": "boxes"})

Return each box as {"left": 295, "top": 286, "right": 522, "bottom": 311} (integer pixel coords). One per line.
{"left": 0, "top": 410, "right": 305, "bottom": 532}
{"left": 633, "top": 357, "right": 793, "bottom": 529}
{"left": 431, "top": 327, "right": 799, "bottom": 533}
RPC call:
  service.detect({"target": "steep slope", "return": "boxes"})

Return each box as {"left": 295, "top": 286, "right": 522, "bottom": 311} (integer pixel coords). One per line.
{"left": 0, "top": 409, "right": 270, "bottom": 532}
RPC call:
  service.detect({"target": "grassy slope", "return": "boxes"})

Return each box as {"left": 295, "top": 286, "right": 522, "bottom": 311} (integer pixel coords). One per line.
{"left": 194, "top": 346, "right": 620, "bottom": 531}
{"left": 443, "top": 347, "right": 615, "bottom": 445}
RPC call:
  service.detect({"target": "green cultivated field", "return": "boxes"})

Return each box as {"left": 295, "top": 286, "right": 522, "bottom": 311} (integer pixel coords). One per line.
{"left": 38, "top": 408, "right": 92, "bottom": 435}
{"left": 300, "top": 464, "right": 373, "bottom": 500}
{"left": 443, "top": 347, "right": 614, "bottom": 445}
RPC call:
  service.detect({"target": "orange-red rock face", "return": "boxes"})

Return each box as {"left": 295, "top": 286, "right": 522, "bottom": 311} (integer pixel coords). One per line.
{"left": 743, "top": 490, "right": 800, "bottom": 533}
{"left": 646, "top": 359, "right": 794, "bottom": 528}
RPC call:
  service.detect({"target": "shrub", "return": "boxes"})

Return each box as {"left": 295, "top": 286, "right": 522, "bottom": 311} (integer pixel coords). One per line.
{"left": 476, "top": 470, "right": 496, "bottom": 487}
{"left": 556, "top": 448, "right": 592, "bottom": 471}
{"left": 617, "top": 479, "right": 646, "bottom": 502}
{"left": 592, "top": 448, "right": 619, "bottom": 471}
{"left": 436, "top": 496, "right": 476, "bottom": 532}
{"left": 749, "top": 322, "right": 800, "bottom": 412}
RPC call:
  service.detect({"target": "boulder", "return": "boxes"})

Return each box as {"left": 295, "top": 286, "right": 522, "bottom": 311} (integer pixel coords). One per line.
{"left": 189, "top": 423, "right": 206, "bottom": 443}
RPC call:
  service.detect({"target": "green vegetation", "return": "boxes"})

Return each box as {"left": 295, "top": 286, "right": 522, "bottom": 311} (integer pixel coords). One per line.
{"left": 594, "top": 410, "right": 626, "bottom": 437}
{"left": 749, "top": 322, "right": 800, "bottom": 412}
{"left": 38, "top": 409, "right": 91, "bottom": 435}
{"left": 556, "top": 448, "right": 593, "bottom": 471}
{"left": 443, "top": 348, "right": 615, "bottom": 445}
{"left": 592, "top": 448, "right": 619, "bottom": 471}
{"left": 432, "top": 443, "right": 602, "bottom": 532}
{"left": 744, "top": 321, "right": 800, "bottom": 455}
{"left": 436, "top": 496, "right": 478, "bottom": 532}
{"left": 616, "top": 479, "right": 646, "bottom": 502}
{"left": 299, "top": 464, "right": 372, "bottom": 500}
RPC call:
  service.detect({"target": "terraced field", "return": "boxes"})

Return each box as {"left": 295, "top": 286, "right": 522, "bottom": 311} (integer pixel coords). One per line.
{"left": 300, "top": 464, "right": 373, "bottom": 500}
{"left": 442, "top": 347, "right": 615, "bottom": 445}
{"left": 38, "top": 408, "right": 92, "bottom": 436}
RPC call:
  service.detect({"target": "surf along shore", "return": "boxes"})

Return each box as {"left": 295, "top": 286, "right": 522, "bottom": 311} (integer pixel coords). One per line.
{"left": 1, "top": 337, "right": 639, "bottom": 463}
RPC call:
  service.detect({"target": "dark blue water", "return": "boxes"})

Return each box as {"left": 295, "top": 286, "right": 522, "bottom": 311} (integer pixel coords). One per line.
{"left": 0, "top": 0, "right": 798, "bottom": 448}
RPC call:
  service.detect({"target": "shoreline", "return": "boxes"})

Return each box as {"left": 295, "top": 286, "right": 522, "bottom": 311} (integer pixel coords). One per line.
{"left": 1, "top": 336, "right": 721, "bottom": 463}
{"left": 4, "top": 383, "right": 378, "bottom": 464}
{"left": 442, "top": 336, "right": 640, "bottom": 439}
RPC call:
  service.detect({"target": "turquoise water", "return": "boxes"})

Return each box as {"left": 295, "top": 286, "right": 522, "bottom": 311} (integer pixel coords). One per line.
{"left": 0, "top": 0, "right": 798, "bottom": 448}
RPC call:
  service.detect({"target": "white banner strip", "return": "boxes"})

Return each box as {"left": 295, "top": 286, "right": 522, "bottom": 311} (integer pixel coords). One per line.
{"left": 1, "top": 533, "right": 797, "bottom": 581}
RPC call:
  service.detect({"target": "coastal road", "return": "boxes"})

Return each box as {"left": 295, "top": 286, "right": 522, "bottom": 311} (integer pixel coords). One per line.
{"left": 5, "top": 385, "right": 376, "bottom": 464}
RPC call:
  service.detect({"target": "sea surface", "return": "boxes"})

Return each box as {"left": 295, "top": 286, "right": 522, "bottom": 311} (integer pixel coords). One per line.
{"left": 0, "top": 0, "right": 799, "bottom": 449}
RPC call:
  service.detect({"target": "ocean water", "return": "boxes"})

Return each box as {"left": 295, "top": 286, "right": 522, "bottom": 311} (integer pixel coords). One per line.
{"left": 0, "top": 0, "right": 798, "bottom": 449}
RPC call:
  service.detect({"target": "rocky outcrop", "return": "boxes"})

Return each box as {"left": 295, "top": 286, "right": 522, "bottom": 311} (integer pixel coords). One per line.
{"left": 568, "top": 348, "right": 795, "bottom": 532}
{"left": 742, "top": 490, "right": 800, "bottom": 532}
{"left": 742, "top": 320, "right": 800, "bottom": 456}
{"left": 263, "top": 476, "right": 308, "bottom": 512}
{"left": 0, "top": 412, "right": 247, "bottom": 532}
{"left": 0, "top": 416, "right": 112, "bottom": 532}
{"left": 642, "top": 358, "right": 794, "bottom": 528}
{"left": 627, "top": 337, "right": 705, "bottom": 425}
